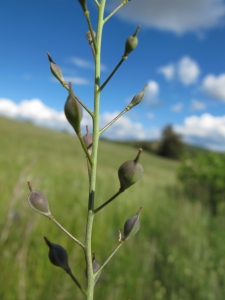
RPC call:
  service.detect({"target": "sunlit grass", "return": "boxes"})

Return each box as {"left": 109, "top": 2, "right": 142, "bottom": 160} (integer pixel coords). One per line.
{"left": 1, "top": 116, "right": 225, "bottom": 300}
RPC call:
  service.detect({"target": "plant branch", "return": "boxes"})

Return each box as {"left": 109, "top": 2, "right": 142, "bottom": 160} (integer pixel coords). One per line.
{"left": 94, "top": 190, "right": 122, "bottom": 214}
{"left": 64, "top": 84, "right": 94, "bottom": 117}
{"left": 94, "top": 0, "right": 100, "bottom": 8}
{"left": 99, "top": 57, "right": 126, "bottom": 92}
{"left": 67, "top": 270, "right": 87, "bottom": 297}
{"left": 84, "top": 11, "right": 97, "bottom": 53}
{"left": 49, "top": 217, "right": 85, "bottom": 249}
{"left": 103, "top": 1, "right": 129, "bottom": 23}
{"left": 77, "top": 132, "right": 93, "bottom": 167}
{"left": 99, "top": 107, "right": 130, "bottom": 135}
{"left": 94, "top": 242, "right": 123, "bottom": 276}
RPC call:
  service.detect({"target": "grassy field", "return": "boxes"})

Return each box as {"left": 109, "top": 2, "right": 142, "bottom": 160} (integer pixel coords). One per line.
{"left": 1, "top": 115, "right": 225, "bottom": 300}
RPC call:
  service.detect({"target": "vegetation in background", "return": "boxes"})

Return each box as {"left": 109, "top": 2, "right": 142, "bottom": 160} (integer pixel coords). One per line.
{"left": 157, "top": 125, "right": 184, "bottom": 160}
{"left": 2, "top": 116, "right": 225, "bottom": 300}
{"left": 178, "top": 151, "right": 225, "bottom": 216}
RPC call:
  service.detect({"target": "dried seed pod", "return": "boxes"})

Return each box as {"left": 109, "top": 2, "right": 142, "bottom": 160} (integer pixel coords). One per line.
{"left": 118, "top": 149, "right": 144, "bottom": 192}
{"left": 44, "top": 237, "right": 71, "bottom": 273}
{"left": 47, "top": 52, "right": 66, "bottom": 86}
{"left": 123, "top": 25, "right": 141, "bottom": 58}
{"left": 123, "top": 207, "right": 142, "bottom": 241}
{"left": 27, "top": 182, "right": 51, "bottom": 217}
{"left": 128, "top": 84, "right": 148, "bottom": 109}
{"left": 78, "top": 0, "right": 87, "bottom": 12}
{"left": 85, "top": 30, "right": 96, "bottom": 43}
{"left": 64, "top": 82, "right": 83, "bottom": 134}
{"left": 83, "top": 125, "right": 93, "bottom": 154}
{"left": 85, "top": 252, "right": 101, "bottom": 285}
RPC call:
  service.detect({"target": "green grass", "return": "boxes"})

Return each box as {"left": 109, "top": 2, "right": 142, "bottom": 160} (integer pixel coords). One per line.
{"left": 1, "top": 115, "right": 225, "bottom": 300}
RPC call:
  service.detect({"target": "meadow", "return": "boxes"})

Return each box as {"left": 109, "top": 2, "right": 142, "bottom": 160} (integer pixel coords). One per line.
{"left": 1, "top": 115, "right": 225, "bottom": 300}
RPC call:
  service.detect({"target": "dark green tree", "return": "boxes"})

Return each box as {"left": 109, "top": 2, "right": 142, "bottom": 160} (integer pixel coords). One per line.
{"left": 158, "top": 125, "right": 184, "bottom": 159}
{"left": 178, "top": 152, "right": 225, "bottom": 216}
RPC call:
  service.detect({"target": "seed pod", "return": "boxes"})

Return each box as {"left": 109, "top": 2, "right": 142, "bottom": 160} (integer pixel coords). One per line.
{"left": 78, "top": 0, "right": 87, "bottom": 12}
{"left": 128, "top": 84, "right": 148, "bottom": 109}
{"left": 85, "top": 30, "right": 96, "bottom": 43}
{"left": 85, "top": 252, "right": 101, "bottom": 285}
{"left": 123, "top": 25, "right": 141, "bottom": 58}
{"left": 118, "top": 149, "right": 144, "bottom": 192}
{"left": 83, "top": 125, "right": 93, "bottom": 154}
{"left": 47, "top": 52, "right": 66, "bottom": 86}
{"left": 44, "top": 237, "right": 71, "bottom": 273}
{"left": 123, "top": 207, "right": 142, "bottom": 241}
{"left": 64, "top": 83, "right": 83, "bottom": 134}
{"left": 27, "top": 182, "right": 51, "bottom": 217}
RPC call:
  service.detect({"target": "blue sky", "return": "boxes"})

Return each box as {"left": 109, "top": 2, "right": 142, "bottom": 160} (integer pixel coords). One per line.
{"left": 1, "top": 0, "right": 225, "bottom": 150}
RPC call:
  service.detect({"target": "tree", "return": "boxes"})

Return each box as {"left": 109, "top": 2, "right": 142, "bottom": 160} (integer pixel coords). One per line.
{"left": 178, "top": 152, "right": 225, "bottom": 216}
{"left": 158, "top": 124, "right": 184, "bottom": 159}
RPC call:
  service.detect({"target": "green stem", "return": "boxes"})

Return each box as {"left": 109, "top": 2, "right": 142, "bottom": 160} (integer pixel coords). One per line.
{"left": 84, "top": 1, "right": 107, "bottom": 299}
{"left": 67, "top": 270, "right": 87, "bottom": 297}
{"left": 94, "top": 190, "right": 122, "bottom": 214}
{"left": 99, "top": 57, "right": 125, "bottom": 92}
{"left": 94, "top": 243, "right": 123, "bottom": 276}
{"left": 94, "top": 0, "right": 100, "bottom": 8}
{"left": 50, "top": 217, "right": 85, "bottom": 249}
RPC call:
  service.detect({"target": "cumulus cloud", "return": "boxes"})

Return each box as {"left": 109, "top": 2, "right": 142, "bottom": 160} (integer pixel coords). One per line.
{"left": 0, "top": 98, "right": 159, "bottom": 141}
{"left": 171, "top": 102, "right": 183, "bottom": 112}
{"left": 177, "top": 56, "right": 200, "bottom": 85}
{"left": 157, "top": 64, "right": 175, "bottom": 81}
{"left": 145, "top": 81, "right": 159, "bottom": 99}
{"left": 175, "top": 113, "right": 225, "bottom": 151}
{"left": 191, "top": 99, "right": 206, "bottom": 111}
{"left": 158, "top": 56, "right": 200, "bottom": 85}
{"left": 202, "top": 73, "right": 225, "bottom": 101}
{"left": 107, "top": 0, "right": 225, "bottom": 34}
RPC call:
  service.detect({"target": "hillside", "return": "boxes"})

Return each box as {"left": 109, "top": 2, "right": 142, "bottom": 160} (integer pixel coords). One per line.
{"left": 1, "top": 116, "right": 225, "bottom": 300}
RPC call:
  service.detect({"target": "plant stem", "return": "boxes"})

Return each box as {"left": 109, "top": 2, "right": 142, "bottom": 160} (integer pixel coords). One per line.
{"left": 99, "top": 57, "right": 126, "bottom": 92}
{"left": 99, "top": 107, "right": 129, "bottom": 135}
{"left": 103, "top": 1, "right": 128, "bottom": 23}
{"left": 67, "top": 270, "right": 87, "bottom": 297}
{"left": 49, "top": 217, "right": 85, "bottom": 249}
{"left": 94, "top": 190, "right": 122, "bottom": 213}
{"left": 94, "top": 242, "right": 123, "bottom": 276}
{"left": 77, "top": 132, "right": 93, "bottom": 166}
{"left": 84, "top": 1, "right": 106, "bottom": 299}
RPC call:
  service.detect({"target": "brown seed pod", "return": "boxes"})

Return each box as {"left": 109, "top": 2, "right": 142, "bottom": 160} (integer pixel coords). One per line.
{"left": 123, "top": 207, "right": 143, "bottom": 241}
{"left": 64, "top": 83, "right": 83, "bottom": 134}
{"left": 44, "top": 237, "right": 71, "bottom": 273}
{"left": 118, "top": 149, "right": 144, "bottom": 192}
{"left": 83, "top": 125, "right": 93, "bottom": 154}
{"left": 27, "top": 182, "right": 51, "bottom": 217}
{"left": 46, "top": 52, "right": 65, "bottom": 86}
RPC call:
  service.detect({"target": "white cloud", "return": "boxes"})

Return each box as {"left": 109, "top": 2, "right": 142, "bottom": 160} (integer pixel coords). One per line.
{"left": 158, "top": 56, "right": 200, "bottom": 85}
{"left": 107, "top": 0, "right": 225, "bottom": 34}
{"left": 0, "top": 98, "right": 160, "bottom": 141}
{"left": 171, "top": 102, "right": 183, "bottom": 112}
{"left": 157, "top": 64, "right": 175, "bottom": 81}
{"left": 177, "top": 56, "right": 200, "bottom": 85}
{"left": 191, "top": 99, "right": 206, "bottom": 111}
{"left": 144, "top": 81, "right": 159, "bottom": 100}
{"left": 175, "top": 113, "right": 225, "bottom": 151}
{"left": 202, "top": 73, "right": 225, "bottom": 101}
